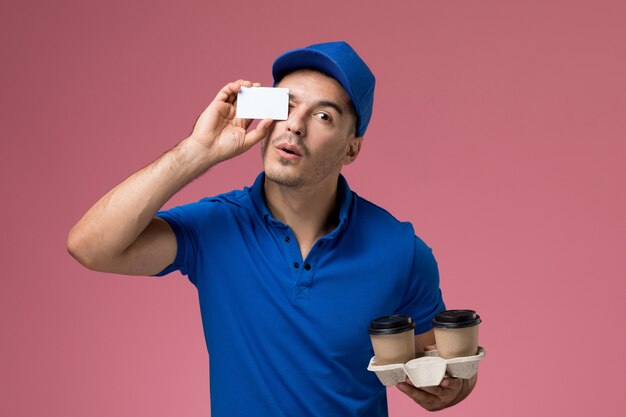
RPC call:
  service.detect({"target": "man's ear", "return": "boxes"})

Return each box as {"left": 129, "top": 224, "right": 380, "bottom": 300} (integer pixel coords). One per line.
{"left": 343, "top": 136, "right": 363, "bottom": 165}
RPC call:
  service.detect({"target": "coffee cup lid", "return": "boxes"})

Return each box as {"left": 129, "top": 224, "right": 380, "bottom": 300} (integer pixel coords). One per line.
{"left": 432, "top": 310, "right": 481, "bottom": 329}
{"left": 368, "top": 315, "right": 416, "bottom": 335}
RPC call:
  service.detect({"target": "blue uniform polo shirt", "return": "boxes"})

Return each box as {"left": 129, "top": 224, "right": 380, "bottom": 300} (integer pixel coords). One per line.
{"left": 153, "top": 172, "right": 445, "bottom": 417}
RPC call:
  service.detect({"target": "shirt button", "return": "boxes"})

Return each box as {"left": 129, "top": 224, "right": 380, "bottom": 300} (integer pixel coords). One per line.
{"left": 284, "top": 236, "right": 290, "bottom": 242}
{"left": 294, "top": 262, "right": 300, "bottom": 269}
{"left": 304, "top": 264, "right": 311, "bottom": 271}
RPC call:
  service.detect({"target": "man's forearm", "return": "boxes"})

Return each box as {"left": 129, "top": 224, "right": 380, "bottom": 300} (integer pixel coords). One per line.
{"left": 67, "top": 137, "right": 215, "bottom": 264}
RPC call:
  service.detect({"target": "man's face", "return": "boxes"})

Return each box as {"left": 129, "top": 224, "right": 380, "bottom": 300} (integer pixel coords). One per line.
{"left": 261, "top": 69, "right": 361, "bottom": 188}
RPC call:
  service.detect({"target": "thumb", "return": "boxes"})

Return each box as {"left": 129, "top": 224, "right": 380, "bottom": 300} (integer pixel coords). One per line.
{"left": 243, "top": 118, "right": 273, "bottom": 149}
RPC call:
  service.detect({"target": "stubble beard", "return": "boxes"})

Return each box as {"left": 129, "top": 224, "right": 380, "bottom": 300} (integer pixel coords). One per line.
{"left": 261, "top": 134, "right": 345, "bottom": 189}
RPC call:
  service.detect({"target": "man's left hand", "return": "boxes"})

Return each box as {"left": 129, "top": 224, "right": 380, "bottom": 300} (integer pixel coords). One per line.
{"left": 396, "top": 373, "right": 477, "bottom": 412}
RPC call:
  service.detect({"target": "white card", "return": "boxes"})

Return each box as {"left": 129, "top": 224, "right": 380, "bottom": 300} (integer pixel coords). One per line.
{"left": 236, "top": 87, "right": 289, "bottom": 120}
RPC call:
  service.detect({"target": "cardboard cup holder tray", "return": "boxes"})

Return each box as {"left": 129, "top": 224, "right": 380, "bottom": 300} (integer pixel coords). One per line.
{"left": 367, "top": 346, "right": 486, "bottom": 387}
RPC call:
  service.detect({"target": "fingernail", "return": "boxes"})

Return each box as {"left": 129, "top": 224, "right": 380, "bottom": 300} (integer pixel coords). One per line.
{"left": 441, "top": 379, "right": 449, "bottom": 387}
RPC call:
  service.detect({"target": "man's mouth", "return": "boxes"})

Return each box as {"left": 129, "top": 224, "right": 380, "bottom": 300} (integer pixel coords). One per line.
{"left": 276, "top": 143, "right": 303, "bottom": 157}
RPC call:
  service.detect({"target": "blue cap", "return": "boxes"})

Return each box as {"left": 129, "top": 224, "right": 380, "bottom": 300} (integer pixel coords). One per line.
{"left": 272, "top": 41, "right": 375, "bottom": 137}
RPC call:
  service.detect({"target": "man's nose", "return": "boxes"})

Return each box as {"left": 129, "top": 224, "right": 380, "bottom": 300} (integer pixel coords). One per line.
{"left": 285, "top": 108, "right": 306, "bottom": 136}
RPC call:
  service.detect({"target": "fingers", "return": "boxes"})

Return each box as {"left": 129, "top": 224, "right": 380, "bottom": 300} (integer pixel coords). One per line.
{"left": 213, "top": 80, "right": 262, "bottom": 104}
{"left": 396, "top": 382, "right": 440, "bottom": 410}
{"left": 216, "top": 80, "right": 248, "bottom": 104}
{"left": 396, "top": 377, "right": 464, "bottom": 412}
{"left": 418, "top": 377, "right": 462, "bottom": 396}
{"left": 243, "top": 118, "right": 273, "bottom": 148}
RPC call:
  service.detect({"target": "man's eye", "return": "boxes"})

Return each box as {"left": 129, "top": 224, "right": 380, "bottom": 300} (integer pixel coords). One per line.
{"left": 316, "top": 112, "right": 331, "bottom": 122}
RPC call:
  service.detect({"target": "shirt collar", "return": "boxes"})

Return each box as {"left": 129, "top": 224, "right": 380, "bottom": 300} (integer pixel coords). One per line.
{"left": 248, "top": 172, "right": 353, "bottom": 231}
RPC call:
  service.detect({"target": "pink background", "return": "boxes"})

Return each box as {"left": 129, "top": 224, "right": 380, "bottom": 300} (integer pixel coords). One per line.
{"left": 2, "top": 0, "right": 624, "bottom": 416}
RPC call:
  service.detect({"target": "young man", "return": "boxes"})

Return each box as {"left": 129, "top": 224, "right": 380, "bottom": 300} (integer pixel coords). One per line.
{"left": 67, "top": 41, "right": 477, "bottom": 416}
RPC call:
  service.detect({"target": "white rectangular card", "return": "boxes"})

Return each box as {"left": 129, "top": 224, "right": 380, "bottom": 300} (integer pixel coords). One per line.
{"left": 236, "top": 87, "right": 289, "bottom": 120}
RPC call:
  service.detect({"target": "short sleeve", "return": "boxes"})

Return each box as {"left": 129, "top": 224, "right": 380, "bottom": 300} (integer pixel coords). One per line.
{"left": 150, "top": 202, "right": 204, "bottom": 285}
{"left": 396, "top": 236, "right": 446, "bottom": 335}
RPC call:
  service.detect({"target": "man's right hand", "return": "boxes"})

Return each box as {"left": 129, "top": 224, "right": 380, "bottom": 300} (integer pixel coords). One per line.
{"left": 67, "top": 79, "right": 274, "bottom": 276}
{"left": 186, "top": 79, "right": 274, "bottom": 165}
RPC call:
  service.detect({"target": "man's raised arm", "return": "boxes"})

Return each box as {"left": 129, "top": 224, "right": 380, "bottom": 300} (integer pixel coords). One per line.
{"left": 67, "top": 80, "right": 272, "bottom": 276}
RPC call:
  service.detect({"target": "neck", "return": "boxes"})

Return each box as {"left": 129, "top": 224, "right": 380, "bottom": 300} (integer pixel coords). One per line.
{"left": 264, "top": 174, "right": 341, "bottom": 258}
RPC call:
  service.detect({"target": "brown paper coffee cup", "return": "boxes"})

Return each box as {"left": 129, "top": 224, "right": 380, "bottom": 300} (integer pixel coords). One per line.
{"left": 369, "top": 315, "right": 416, "bottom": 365}
{"left": 432, "top": 310, "right": 481, "bottom": 359}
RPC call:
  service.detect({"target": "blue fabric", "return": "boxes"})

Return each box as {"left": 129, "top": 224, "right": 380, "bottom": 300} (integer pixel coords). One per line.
{"left": 153, "top": 173, "right": 446, "bottom": 417}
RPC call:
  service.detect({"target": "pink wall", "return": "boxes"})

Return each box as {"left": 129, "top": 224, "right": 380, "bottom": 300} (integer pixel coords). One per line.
{"left": 2, "top": 0, "right": 624, "bottom": 416}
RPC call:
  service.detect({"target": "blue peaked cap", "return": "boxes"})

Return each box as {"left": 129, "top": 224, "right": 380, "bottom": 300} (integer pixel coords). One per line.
{"left": 272, "top": 41, "right": 376, "bottom": 137}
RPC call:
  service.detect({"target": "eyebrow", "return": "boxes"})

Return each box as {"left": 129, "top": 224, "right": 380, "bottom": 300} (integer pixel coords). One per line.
{"left": 289, "top": 94, "right": 345, "bottom": 116}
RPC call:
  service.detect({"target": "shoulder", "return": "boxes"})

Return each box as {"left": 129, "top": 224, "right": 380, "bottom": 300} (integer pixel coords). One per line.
{"left": 201, "top": 187, "right": 253, "bottom": 210}
{"left": 350, "top": 193, "right": 436, "bottom": 259}
{"left": 343, "top": 193, "right": 418, "bottom": 267}
{"left": 351, "top": 193, "right": 416, "bottom": 239}
{"left": 157, "top": 186, "right": 255, "bottom": 227}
